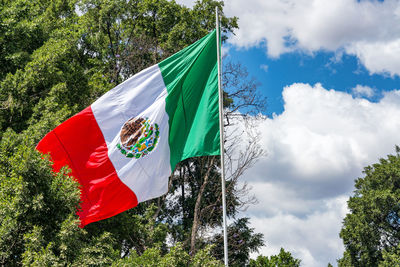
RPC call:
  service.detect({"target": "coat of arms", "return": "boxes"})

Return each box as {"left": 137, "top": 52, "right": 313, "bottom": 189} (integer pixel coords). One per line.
{"left": 116, "top": 117, "right": 159, "bottom": 159}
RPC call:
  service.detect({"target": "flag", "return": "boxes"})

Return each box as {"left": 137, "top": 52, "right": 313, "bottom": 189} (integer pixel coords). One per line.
{"left": 37, "top": 30, "right": 220, "bottom": 227}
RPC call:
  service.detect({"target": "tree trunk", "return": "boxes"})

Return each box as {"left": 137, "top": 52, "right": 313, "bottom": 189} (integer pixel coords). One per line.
{"left": 190, "top": 156, "right": 216, "bottom": 254}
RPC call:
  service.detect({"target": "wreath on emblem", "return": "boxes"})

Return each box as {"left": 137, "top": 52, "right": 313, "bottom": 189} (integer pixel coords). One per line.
{"left": 116, "top": 117, "right": 159, "bottom": 159}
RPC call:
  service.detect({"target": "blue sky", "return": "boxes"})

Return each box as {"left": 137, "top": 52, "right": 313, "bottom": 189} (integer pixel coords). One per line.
{"left": 228, "top": 46, "right": 400, "bottom": 116}
{"left": 177, "top": 0, "right": 400, "bottom": 266}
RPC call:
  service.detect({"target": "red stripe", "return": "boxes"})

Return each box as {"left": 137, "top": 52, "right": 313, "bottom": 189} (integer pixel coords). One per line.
{"left": 36, "top": 106, "right": 138, "bottom": 227}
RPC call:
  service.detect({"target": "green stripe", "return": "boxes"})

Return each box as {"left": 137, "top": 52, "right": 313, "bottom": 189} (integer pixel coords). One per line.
{"left": 158, "top": 30, "right": 220, "bottom": 170}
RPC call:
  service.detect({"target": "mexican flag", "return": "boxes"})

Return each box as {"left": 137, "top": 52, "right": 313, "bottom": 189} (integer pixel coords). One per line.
{"left": 37, "top": 30, "right": 220, "bottom": 227}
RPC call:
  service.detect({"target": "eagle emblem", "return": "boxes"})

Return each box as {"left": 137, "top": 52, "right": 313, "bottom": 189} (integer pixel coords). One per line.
{"left": 116, "top": 117, "right": 159, "bottom": 159}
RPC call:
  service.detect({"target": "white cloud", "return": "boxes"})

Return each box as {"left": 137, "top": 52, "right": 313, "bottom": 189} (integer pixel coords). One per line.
{"left": 174, "top": 0, "right": 195, "bottom": 8}
{"left": 239, "top": 83, "right": 400, "bottom": 266}
{"left": 221, "top": 0, "right": 400, "bottom": 76}
{"left": 221, "top": 45, "right": 231, "bottom": 57}
{"left": 352, "top": 84, "right": 375, "bottom": 98}
{"left": 346, "top": 39, "right": 400, "bottom": 77}
{"left": 249, "top": 196, "right": 348, "bottom": 266}
{"left": 174, "top": 0, "right": 400, "bottom": 75}
{"left": 260, "top": 64, "right": 269, "bottom": 72}
{"left": 173, "top": 1, "right": 400, "bottom": 265}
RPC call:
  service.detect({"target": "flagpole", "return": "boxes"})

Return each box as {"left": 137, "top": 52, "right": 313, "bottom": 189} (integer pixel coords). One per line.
{"left": 216, "top": 7, "right": 229, "bottom": 267}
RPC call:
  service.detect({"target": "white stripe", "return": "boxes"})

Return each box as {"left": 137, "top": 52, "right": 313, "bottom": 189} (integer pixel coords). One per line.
{"left": 91, "top": 64, "right": 171, "bottom": 202}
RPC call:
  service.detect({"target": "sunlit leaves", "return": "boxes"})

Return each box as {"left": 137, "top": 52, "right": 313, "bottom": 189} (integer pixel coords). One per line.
{"left": 339, "top": 148, "right": 400, "bottom": 266}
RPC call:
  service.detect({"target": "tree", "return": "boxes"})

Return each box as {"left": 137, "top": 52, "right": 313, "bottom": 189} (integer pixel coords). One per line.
{"left": 0, "top": 130, "right": 118, "bottom": 266}
{"left": 156, "top": 59, "right": 266, "bottom": 265}
{"left": 211, "top": 218, "right": 264, "bottom": 266}
{"left": 249, "top": 248, "right": 301, "bottom": 267}
{"left": 74, "top": 1, "right": 261, "bottom": 264}
{"left": 0, "top": 0, "right": 266, "bottom": 265}
{"left": 113, "top": 243, "right": 223, "bottom": 267}
{"left": 338, "top": 147, "right": 400, "bottom": 266}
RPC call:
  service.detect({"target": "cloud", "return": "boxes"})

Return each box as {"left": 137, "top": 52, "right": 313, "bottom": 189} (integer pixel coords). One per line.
{"left": 175, "top": 0, "right": 400, "bottom": 75}
{"left": 172, "top": 1, "right": 400, "bottom": 265}
{"left": 222, "top": 45, "right": 231, "bottom": 57}
{"left": 174, "top": 0, "right": 195, "bottom": 8}
{"left": 249, "top": 196, "right": 348, "bottom": 266}
{"left": 352, "top": 84, "right": 375, "bottom": 98}
{"left": 222, "top": 0, "right": 400, "bottom": 76}
{"left": 260, "top": 64, "right": 269, "bottom": 72}
{"left": 239, "top": 83, "right": 400, "bottom": 266}
{"left": 346, "top": 40, "right": 400, "bottom": 77}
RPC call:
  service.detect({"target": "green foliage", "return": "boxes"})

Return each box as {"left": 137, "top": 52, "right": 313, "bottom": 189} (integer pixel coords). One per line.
{"left": 249, "top": 248, "right": 301, "bottom": 267}
{"left": 159, "top": 156, "right": 266, "bottom": 265}
{"left": 0, "top": 0, "right": 267, "bottom": 265}
{"left": 85, "top": 203, "right": 169, "bottom": 257}
{"left": 338, "top": 147, "right": 400, "bottom": 266}
{"left": 212, "top": 218, "right": 264, "bottom": 266}
{"left": 0, "top": 22, "right": 89, "bottom": 132}
{"left": 164, "top": 157, "right": 230, "bottom": 241}
{"left": 378, "top": 244, "right": 400, "bottom": 267}
{"left": 0, "top": 0, "right": 74, "bottom": 79}
{"left": 0, "top": 130, "right": 117, "bottom": 265}
{"left": 114, "top": 243, "right": 222, "bottom": 267}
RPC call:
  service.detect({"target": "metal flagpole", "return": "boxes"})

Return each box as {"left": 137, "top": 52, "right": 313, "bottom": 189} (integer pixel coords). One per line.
{"left": 216, "top": 6, "right": 229, "bottom": 267}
